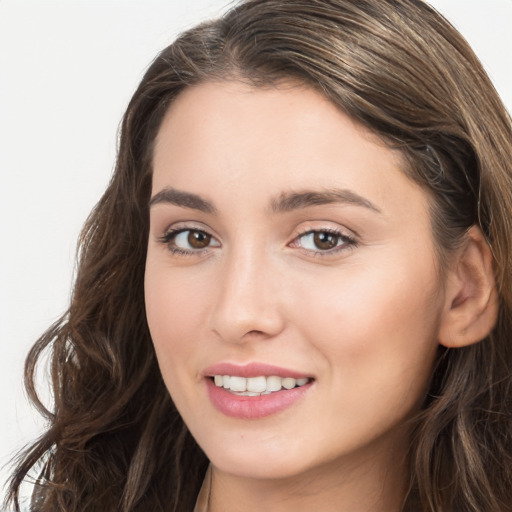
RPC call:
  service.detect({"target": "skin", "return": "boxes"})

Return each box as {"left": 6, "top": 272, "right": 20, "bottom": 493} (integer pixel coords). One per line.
{"left": 145, "top": 81, "right": 449, "bottom": 512}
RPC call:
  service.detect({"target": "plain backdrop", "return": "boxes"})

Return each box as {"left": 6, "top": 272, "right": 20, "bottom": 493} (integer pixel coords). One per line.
{"left": 1, "top": 0, "right": 511, "bottom": 505}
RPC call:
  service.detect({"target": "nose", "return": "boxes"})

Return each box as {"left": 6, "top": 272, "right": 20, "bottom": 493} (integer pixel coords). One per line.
{"left": 208, "top": 247, "right": 285, "bottom": 344}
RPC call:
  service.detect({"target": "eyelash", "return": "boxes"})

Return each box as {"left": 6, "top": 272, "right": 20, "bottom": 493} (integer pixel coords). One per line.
{"left": 158, "top": 226, "right": 357, "bottom": 257}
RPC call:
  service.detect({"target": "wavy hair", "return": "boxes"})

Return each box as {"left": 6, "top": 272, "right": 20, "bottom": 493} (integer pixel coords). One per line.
{"left": 7, "top": 0, "right": 512, "bottom": 510}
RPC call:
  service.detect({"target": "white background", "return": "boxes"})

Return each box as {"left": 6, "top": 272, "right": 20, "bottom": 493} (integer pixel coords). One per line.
{"left": 1, "top": 0, "right": 511, "bottom": 506}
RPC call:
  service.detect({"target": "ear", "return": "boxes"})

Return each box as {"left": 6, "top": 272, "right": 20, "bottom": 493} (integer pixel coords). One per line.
{"left": 438, "top": 226, "right": 498, "bottom": 348}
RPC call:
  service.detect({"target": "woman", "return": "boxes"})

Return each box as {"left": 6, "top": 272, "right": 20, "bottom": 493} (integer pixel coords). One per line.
{"left": 7, "top": 0, "right": 512, "bottom": 510}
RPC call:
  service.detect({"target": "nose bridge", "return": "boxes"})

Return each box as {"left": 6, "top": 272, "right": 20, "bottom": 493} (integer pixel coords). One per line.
{"left": 209, "top": 240, "right": 284, "bottom": 343}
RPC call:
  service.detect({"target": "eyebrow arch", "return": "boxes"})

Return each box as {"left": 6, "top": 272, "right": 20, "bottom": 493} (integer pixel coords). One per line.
{"left": 149, "top": 187, "right": 217, "bottom": 214}
{"left": 270, "top": 188, "right": 381, "bottom": 214}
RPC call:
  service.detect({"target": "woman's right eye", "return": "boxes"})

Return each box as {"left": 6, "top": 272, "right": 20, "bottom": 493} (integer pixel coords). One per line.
{"left": 159, "top": 228, "right": 220, "bottom": 254}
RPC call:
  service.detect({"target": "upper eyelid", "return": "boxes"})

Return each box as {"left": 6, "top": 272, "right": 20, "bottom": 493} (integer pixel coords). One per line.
{"left": 292, "top": 224, "right": 357, "bottom": 241}
{"left": 160, "top": 221, "right": 218, "bottom": 238}
{"left": 296, "top": 226, "right": 346, "bottom": 236}
{"left": 161, "top": 226, "right": 219, "bottom": 242}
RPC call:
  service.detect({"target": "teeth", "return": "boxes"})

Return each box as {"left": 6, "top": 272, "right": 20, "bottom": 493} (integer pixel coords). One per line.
{"left": 247, "top": 376, "right": 266, "bottom": 393}
{"left": 282, "top": 377, "right": 296, "bottom": 390}
{"left": 266, "top": 375, "right": 282, "bottom": 392}
{"left": 212, "top": 375, "right": 311, "bottom": 394}
{"left": 229, "top": 376, "right": 247, "bottom": 392}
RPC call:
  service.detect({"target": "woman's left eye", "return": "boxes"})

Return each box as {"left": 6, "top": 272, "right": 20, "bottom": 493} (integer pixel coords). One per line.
{"left": 291, "top": 230, "right": 356, "bottom": 254}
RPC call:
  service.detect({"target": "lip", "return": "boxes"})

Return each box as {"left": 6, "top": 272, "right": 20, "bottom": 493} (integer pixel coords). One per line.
{"left": 203, "top": 362, "right": 314, "bottom": 419}
{"left": 205, "top": 379, "right": 313, "bottom": 419}
{"left": 202, "top": 362, "right": 312, "bottom": 379}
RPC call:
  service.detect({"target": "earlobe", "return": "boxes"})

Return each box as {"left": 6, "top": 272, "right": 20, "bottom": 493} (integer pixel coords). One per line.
{"left": 438, "top": 226, "right": 498, "bottom": 348}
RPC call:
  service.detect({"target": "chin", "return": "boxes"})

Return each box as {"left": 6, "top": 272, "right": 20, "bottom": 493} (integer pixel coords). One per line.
{"left": 195, "top": 429, "right": 323, "bottom": 481}
{"left": 210, "top": 452, "right": 311, "bottom": 481}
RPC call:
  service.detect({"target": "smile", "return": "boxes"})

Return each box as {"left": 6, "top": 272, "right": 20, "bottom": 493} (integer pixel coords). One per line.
{"left": 213, "top": 375, "right": 311, "bottom": 396}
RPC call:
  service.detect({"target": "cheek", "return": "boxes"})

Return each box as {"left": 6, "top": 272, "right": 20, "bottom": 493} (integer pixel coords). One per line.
{"left": 291, "top": 255, "right": 442, "bottom": 390}
{"left": 144, "top": 263, "right": 213, "bottom": 378}
{"left": 294, "top": 269, "right": 441, "bottom": 446}
{"left": 144, "top": 265, "right": 219, "bottom": 427}
{"left": 303, "top": 244, "right": 440, "bottom": 328}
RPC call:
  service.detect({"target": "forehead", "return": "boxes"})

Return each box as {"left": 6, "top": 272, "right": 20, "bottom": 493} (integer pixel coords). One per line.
{"left": 152, "top": 81, "right": 427, "bottom": 221}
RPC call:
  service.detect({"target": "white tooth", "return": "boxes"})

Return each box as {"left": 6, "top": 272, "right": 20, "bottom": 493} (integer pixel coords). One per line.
{"left": 296, "top": 378, "right": 308, "bottom": 386}
{"left": 229, "top": 376, "right": 247, "bottom": 392}
{"left": 244, "top": 392, "right": 260, "bottom": 396}
{"left": 266, "top": 376, "right": 282, "bottom": 392}
{"left": 247, "top": 376, "right": 267, "bottom": 393}
{"left": 222, "top": 375, "right": 231, "bottom": 389}
{"left": 282, "top": 377, "right": 296, "bottom": 390}
{"left": 214, "top": 375, "right": 223, "bottom": 387}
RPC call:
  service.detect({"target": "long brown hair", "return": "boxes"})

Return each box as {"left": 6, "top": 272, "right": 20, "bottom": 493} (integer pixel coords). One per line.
{"left": 7, "top": 1, "right": 512, "bottom": 510}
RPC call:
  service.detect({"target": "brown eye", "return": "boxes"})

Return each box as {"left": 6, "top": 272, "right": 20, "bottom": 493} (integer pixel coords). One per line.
{"left": 313, "top": 231, "right": 339, "bottom": 250}
{"left": 188, "top": 230, "right": 211, "bottom": 249}
{"left": 164, "top": 228, "right": 220, "bottom": 253}
{"left": 292, "top": 229, "right": 355, "bottom": 255}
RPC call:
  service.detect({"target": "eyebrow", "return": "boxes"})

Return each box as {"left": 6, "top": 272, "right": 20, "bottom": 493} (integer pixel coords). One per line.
{"left": 149, "top": 186, "right": 381, "bottom": 215}
{"left": 149, "top": 187, "right": 217, "bottom": 214}
{"left": 270, "top": 189, "right": 381, "bottom": 214}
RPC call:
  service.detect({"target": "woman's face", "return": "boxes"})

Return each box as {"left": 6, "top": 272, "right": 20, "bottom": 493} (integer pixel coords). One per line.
{"left": 145, "top": 81, "right": 446, "bottom": 481}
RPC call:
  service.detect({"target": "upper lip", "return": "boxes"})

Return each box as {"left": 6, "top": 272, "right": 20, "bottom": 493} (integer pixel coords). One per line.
{"left": 202, "top": 362, "right": 313, "bottom": 379}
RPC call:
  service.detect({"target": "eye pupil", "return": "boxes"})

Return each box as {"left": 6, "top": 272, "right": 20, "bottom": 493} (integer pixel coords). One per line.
{"left": 188, "top": 230, "right": 211, "bottom": 249}
{"left": 314, "top": 232, "right": 338, "bottom": 250}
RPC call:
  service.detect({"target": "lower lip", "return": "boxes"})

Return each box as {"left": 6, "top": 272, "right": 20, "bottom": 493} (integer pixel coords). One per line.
{"left": 205, "top": 378, "right": 313, "bottom": 419}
